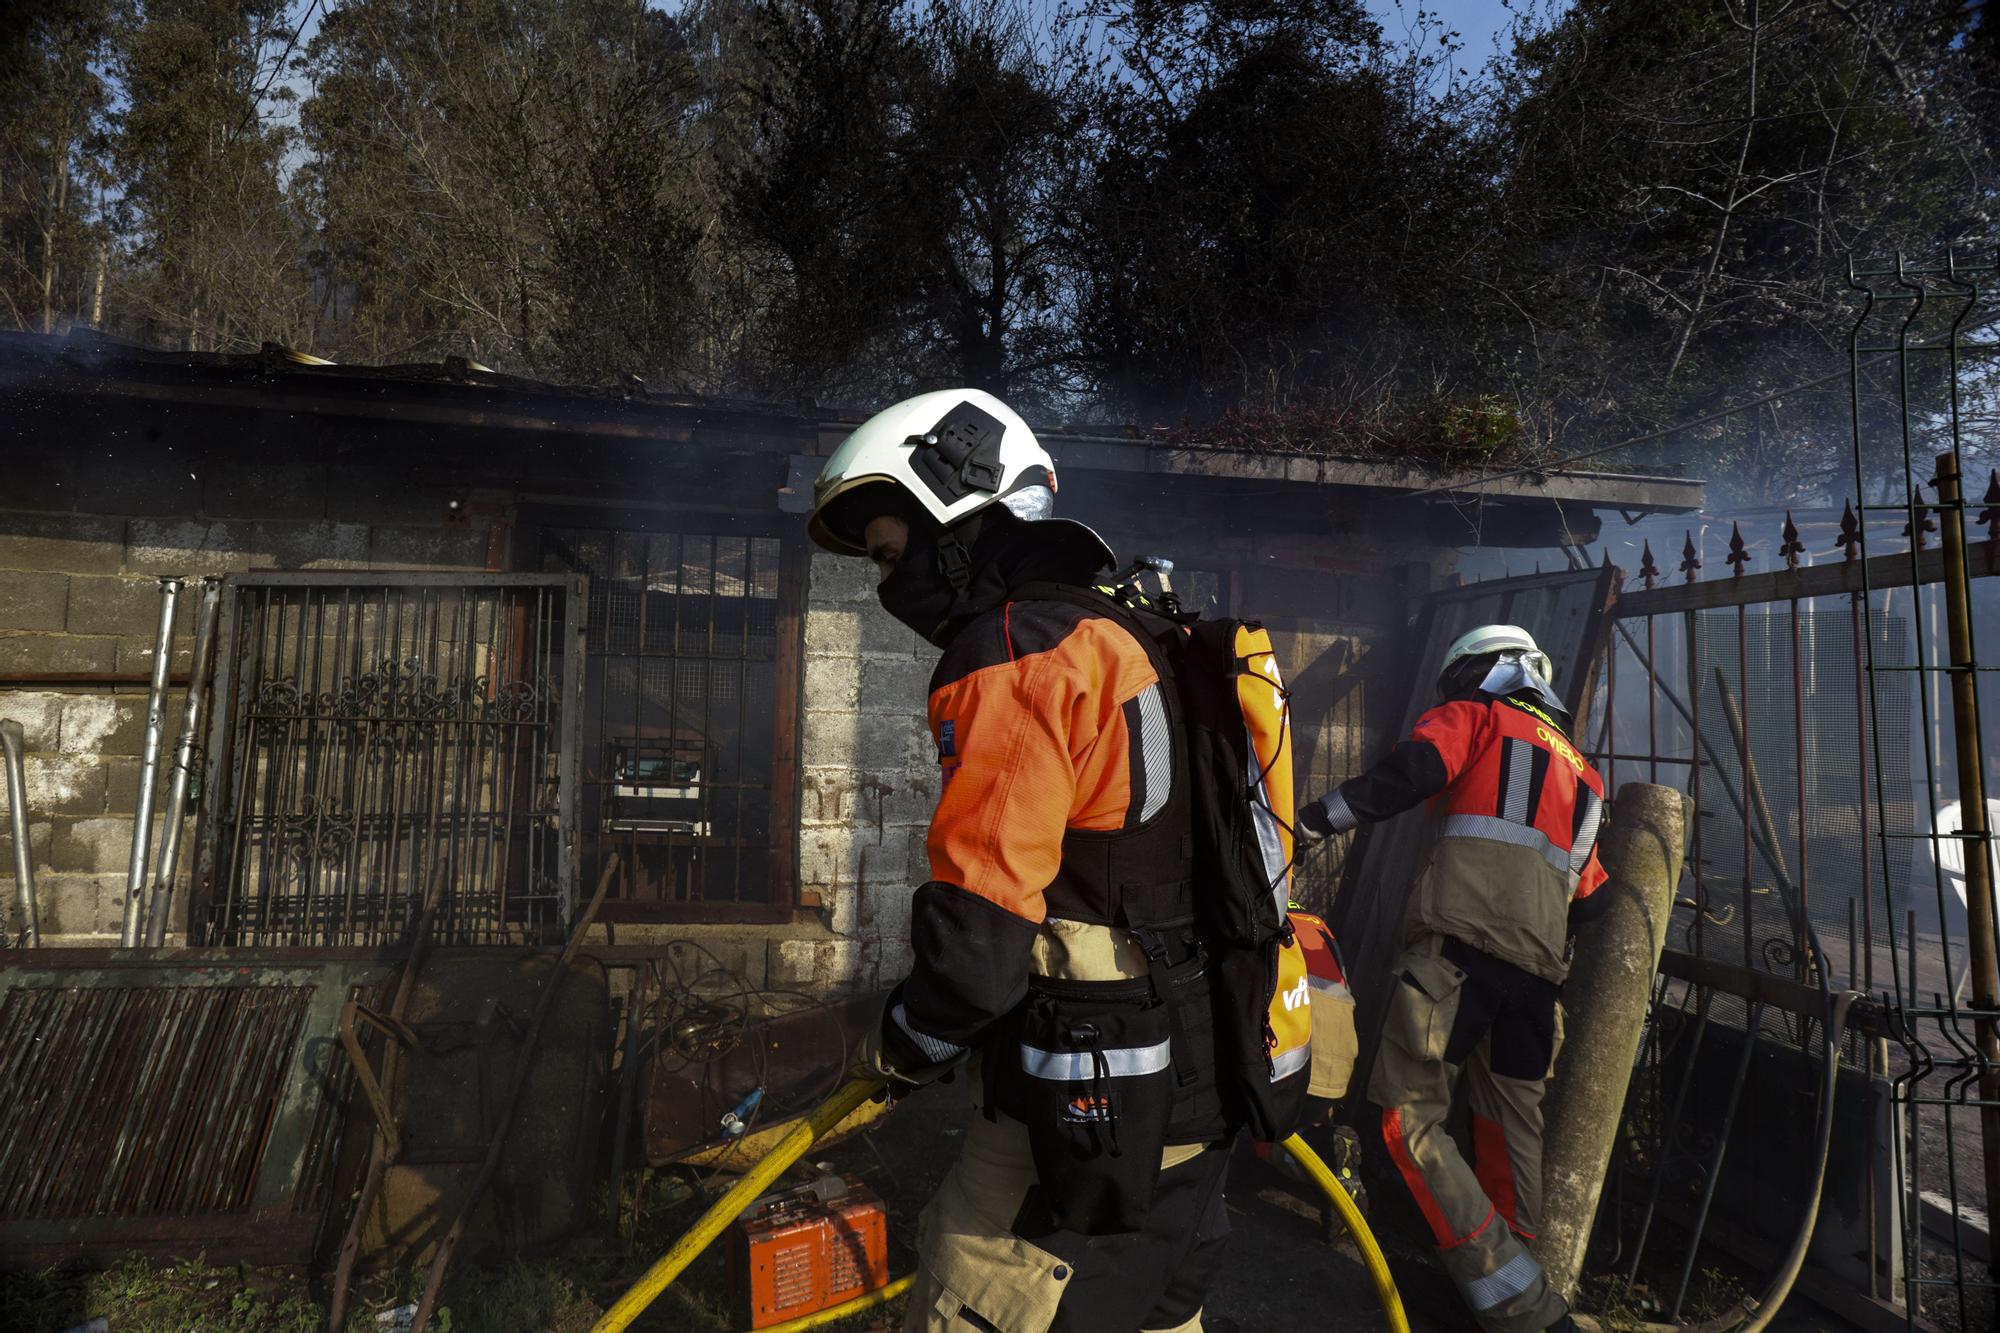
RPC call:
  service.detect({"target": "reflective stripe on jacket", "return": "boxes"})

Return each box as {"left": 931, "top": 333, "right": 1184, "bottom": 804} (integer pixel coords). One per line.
{"left": 881, "top": 598, "right": 1211, "bottom": 1105}
{"left": 1334, "top": 692, "right": 1608, "bottom": 982}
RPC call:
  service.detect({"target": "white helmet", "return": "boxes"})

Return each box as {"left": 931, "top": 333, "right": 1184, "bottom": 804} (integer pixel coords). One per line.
{"left": 1441, "top": 624, "right": 1552, "bottom": 682}
{"left": 807, "top": 389, "right": 1059, "bottom": 556}
{"left": 1439, "top": 623, "right": 1559, "bottom": 708}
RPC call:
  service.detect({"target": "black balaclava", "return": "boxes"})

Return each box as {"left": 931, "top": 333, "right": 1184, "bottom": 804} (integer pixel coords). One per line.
{"left": 876, "top": 517, "right": 963, "bottom": 646}
{"left": 876, "top": 504, "right": 1110, "bottom": 647}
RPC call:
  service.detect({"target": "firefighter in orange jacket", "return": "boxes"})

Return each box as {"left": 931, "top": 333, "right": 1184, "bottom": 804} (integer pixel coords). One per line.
{"left": 809, "top": 389, "right": 1236, "bottom": 1333}
{"left": 1298, "top": 625, "right": 1610, "bottom": 1333}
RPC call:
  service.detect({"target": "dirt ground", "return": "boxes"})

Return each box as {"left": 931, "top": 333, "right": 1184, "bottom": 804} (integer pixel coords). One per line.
{"left": 0, "top": 1080, "right": 1882, "bottom": 1333}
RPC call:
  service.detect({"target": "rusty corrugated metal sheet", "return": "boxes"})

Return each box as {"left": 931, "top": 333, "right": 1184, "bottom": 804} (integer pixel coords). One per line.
{"left": 0, "top": 952, "right": 396, "bottom": 1267}
{"left": 0, "top": 985, "right": 313, "bottom": 1218}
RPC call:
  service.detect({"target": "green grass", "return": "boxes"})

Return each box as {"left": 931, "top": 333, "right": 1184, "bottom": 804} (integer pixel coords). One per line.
{"left": 0, "top": 1256, "right": 325, "bottom": 1333}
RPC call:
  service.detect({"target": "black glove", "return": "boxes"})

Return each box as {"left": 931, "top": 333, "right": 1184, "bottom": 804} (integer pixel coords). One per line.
{"left": 1297, "top": 797, "right": 1336, "bottom": 841}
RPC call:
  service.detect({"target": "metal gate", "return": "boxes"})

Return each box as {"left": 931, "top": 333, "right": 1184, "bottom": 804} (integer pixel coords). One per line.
{"left": 1577, "top": 251, "right": 1998, "bottom": 1332}
{"left": 192, "top": 574, "right": 583, "bottom": 947}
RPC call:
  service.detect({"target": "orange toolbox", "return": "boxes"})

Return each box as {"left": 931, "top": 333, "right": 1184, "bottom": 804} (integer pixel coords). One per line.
{"left": 728, "top": 1171, "right": 891, "bottom": 1329}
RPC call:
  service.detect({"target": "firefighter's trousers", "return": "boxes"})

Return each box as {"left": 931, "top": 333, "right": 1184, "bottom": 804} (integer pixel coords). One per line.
{"left": 905, "top": 1097, "right": 1230, "bottom": 1333}
{"left": 1370, "top": 932, "right": 1568, "bottom": 1333}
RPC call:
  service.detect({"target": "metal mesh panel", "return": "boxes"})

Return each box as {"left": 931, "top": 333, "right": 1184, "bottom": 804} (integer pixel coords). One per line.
{"left": 543, "top": 524, "right": 787, "bottom": 908}
{"left": 1687, "top": 608, "right": 1913, "bottom": 1034}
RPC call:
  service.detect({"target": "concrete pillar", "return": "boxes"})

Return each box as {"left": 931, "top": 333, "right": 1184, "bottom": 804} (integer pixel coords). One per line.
{"left": 1534, "top": 781, "right": 1692, "bottom": 1299}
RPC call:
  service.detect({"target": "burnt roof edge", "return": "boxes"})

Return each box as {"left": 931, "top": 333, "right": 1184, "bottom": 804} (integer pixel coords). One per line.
{"left": 0, "top": 330, "right": 1707, "bottom": 514}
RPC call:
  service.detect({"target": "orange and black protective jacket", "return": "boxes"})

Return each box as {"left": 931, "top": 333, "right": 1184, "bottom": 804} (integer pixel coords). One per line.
{"left": 879, "top": 589, "right": 1225, "bottom": 1145}
{"left": 1321, "top": 692, "right": 1610, "bottom": 981}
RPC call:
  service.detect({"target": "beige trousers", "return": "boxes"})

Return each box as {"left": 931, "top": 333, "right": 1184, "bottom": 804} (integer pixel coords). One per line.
{"left": 906, "top": 1107, "right": 1209, "bottom": 1333}
{"left": 1368, "top": 935, "right": 1568, "bottom": 1333}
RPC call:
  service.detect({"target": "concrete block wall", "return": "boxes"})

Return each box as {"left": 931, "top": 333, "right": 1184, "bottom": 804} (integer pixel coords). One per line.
{"left": 0, "top": 465, "right": 492, "bottom": 944}
{"left": 789, "top": 551, "right": 940, "bottom": 992}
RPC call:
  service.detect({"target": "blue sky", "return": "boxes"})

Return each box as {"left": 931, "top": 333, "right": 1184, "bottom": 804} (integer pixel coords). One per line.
{"left": 1366, "top": 0, "right": 1530, "bottom": 63}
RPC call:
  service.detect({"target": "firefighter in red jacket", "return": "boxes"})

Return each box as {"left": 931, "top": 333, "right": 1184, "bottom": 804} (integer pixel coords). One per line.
{"left": 1298, "top": 625, "right": 1609, "bottom": 1333}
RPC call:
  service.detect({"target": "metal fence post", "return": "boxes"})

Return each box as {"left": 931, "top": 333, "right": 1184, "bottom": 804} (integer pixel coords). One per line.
{"left": 121, "top": 576, "right": 181, "bottom": 946}
{"left": 1933, "top": 450, "right": 2000, "bottom": 1224}
{"left": 2, "top": 718, "right": 38, "bottom": 945}
{"left": 144, "top": 576, "right": 223, "bottom": 946}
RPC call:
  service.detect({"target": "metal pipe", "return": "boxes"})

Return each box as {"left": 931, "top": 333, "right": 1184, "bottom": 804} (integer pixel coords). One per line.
{"left": 1932, "top": 450, "right": 2000, "bottom": 1229}
{"left": 143, "top": 577, "right": 222, "bottom": 947}
{"left": 121, "top": 577, "right": 182, "bottom": 946}
{"left": 2, "top": 719, "right": 39, "bottom": 946}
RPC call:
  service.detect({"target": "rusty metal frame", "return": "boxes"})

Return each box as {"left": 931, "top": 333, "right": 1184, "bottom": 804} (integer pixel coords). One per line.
{"left": 516, "top": 505, "right": 807, "bottom": 920}
{"left": 190, "top": 572, "right": 584, "bottom": 946}
{"left": 0, "top": 950, "right": 398, "bottom": 1268}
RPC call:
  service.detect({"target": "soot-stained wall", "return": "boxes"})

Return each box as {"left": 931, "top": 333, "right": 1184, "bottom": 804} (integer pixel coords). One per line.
{"left": 0, "top": 364, "right": 1496, "bottom": 997}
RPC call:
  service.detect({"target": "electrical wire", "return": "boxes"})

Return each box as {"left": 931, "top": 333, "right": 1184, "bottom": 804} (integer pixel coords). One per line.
{"left": 630, "top": 938, "right": 852, "bottom": 1189}
{"left": 225, "top": 0, "right": 324, "bottom": 149}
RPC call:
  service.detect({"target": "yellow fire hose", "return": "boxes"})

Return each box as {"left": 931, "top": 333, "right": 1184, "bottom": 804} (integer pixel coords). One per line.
{"left": 591, "top": 1077, "right": 883, "bottom": 1332}
{"left": 751, "top": 1274, "right": 915, "bottom": 1331}
{"left": 591, "top": 1076, "right": 1409, "bottom": 1333}
{"left": 1277, "top": 1131, "right": 1411, "bottom": 1333}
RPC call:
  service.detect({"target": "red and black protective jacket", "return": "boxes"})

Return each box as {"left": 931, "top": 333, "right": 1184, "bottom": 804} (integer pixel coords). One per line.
{"left": 1326, "top": 692, "right": 1610, "bottom": 974}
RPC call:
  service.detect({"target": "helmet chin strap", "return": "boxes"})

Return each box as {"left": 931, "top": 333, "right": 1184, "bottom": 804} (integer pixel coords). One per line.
{"left": 934, "top": 513, "right": 985, "bottom": 593}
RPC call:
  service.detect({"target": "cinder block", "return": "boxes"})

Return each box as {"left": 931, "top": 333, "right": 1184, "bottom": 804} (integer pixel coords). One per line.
{"left": 852, "top": 712, "right": 930, "bottom": 774}
{"left": 803, "top": 607, "right": 861, "bottom": 660}
{"left": 869, "top": 935, "right": 914, "bottom": 985}
{"left": 857, "top": 879, "right": 914, "bottom": 945}
{"left": 799, "top": 768, "right": 860, "bottom": 828}
{"left": 836, "top": 768, "right": 900, "bottom": 832}
{"left": 104, "top": 757, "right": 169, "bottom": 815}
{"left": 0, "top": 512, "right": 126, "bottom": 575}
{"left": 53, "top": 816, "right": 137, "bottom": 874}
{"left": 0, "top": 572, "right": 69, "bottom": 632}
{"left": 10, "top": 755, "right": 107, "bottom": 816}
{"left": 766, "top": 936, "right": 863, "bottom": 993}
{"left": 124, "top": 518, "right": 260, "bottom": 575}
{"left": 802, "top": 654, "right": 861, "bottom": 713}
{"left": 0, "top": 691, "right": 65, "bottom": 750}
{"left": 857, "top": 605, "right": 920, "bottom": 659}
{"left": 254, "top": 520, "right": 372, "bottom": 570}
{"left": 30, "top": 872, "right": 125, "bottom": 938}
{"left": 66, "top": 576, "right": 184, "bottom": 638}
{"left": 797, "top": 824, "right": 911, "bottom": 893}
{"left": 115, "top": 637, "right": 194, "bottom": 676}
{"left": 820, "top": 883, "right": 859, "bottom": 937}
{"left": 797, "top": 710, "right": 857, "bottom": 770}
{"left": 0, "top": 820, "right": 53, "bottom": 873}
{"left": 0, "top": 632, "right": 118, "bottom": 674}
{"left": 797, "top": 826, "right": 857, "bottom": 892}
{"left": 368, "top": 525, "right": 489, "bottom": 570}
{"left": 855, "top": 656, "right": 932, "bottom": 713}
{"left": 807, "top": 553, "right": 880, "bottom": 606}
{"left": 879, "top": 775, "right": 939, "bottom": 830}
{"left": 60, "top": 694, "right": 148, "bottom": 757}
